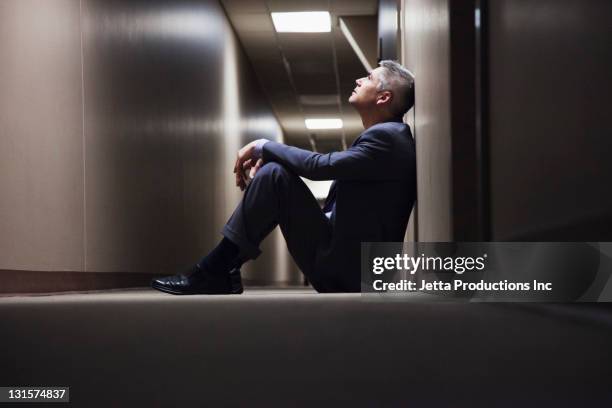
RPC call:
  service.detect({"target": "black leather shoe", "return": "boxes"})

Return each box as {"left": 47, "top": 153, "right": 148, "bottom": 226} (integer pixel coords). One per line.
{"left": 151, "top": 265, "right": 243, "bottom": 295}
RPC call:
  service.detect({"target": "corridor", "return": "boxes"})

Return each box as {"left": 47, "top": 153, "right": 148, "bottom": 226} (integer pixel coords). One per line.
{"left": 1, "top": 0, "right": 611, "bottom": 406}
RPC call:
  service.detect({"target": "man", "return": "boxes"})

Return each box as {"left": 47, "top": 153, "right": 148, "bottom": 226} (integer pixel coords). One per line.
{"left": 152, "top": 60, "right": 416, "bottom": 294}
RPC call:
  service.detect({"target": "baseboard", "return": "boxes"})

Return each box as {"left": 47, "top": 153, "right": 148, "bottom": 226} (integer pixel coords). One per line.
{"left": 0, "top": 269, "right": 158, "bottom": 295}
{"left": 0, "top": 269, "right": 308, "bottom": 295}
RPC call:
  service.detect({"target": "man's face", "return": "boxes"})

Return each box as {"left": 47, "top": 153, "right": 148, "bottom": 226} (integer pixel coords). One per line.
{"left": 348, "top": 67, "right": 385, "bottom": 109}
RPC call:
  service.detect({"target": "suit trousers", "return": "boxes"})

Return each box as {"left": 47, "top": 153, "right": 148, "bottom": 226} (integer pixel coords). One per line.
{"left": 222, "top": 162, "right": 335, "bottom": 292}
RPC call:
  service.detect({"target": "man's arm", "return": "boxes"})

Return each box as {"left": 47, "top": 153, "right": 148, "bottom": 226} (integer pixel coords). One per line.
{"left": 233, "top": 128, "right": 402, "bottom": 188}
{"left": 261, "top": 129, "right": 398, "bottom": 181}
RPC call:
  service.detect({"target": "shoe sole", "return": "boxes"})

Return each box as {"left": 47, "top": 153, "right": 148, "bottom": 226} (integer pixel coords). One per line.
{"left": 151, "top": 281, "right": 243, "bottom": 295}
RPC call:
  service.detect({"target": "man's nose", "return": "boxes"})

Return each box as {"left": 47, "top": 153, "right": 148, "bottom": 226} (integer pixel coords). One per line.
{"left": 355, "top": 77, "right": 363, "bottom": 86}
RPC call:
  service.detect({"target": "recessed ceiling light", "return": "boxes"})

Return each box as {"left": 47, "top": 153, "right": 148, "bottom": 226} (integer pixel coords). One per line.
{"left": 305, "top": 118, "right": 343, "bottom": 130}
{"left": 271, "top": 12, "right": 331, "bottom": 33}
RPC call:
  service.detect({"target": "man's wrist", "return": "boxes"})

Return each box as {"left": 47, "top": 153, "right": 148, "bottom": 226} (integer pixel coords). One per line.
{"left": 253, "top": 139, "right": 269, "bottom": 160}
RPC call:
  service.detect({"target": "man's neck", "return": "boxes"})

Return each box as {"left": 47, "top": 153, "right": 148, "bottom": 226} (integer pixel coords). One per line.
{"left": 360, "top": 111, "right": 400, "bottom": 129}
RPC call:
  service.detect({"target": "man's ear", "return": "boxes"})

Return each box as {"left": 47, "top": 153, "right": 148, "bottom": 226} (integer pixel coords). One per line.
{"left": 376, "top": 90, "right": 393, "bottom": 106}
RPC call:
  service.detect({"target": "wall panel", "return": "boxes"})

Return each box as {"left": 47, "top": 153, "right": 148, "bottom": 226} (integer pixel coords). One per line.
{"left": 0, "top": 0, "right": 84, "bottom": 271}
{"left": 82, "top": 0, "right": 286, "bottom": 278}
{"left": 487, "top": 0, "right": 612, "bottom": 240}
{"left": 402, "top": 0, "right": 453, "bottom": 241}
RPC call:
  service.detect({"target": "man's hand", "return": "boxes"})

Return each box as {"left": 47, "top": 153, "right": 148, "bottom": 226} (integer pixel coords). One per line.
{"left": 234, "top": 141, "right": 264, "bottom": 191}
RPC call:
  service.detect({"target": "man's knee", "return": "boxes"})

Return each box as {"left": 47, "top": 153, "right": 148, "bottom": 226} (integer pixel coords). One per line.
{"left": 255, "top": 162, "right": 292, "bottom": 181}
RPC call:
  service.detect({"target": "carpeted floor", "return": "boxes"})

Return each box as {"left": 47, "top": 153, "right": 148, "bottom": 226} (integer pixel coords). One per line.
{"left": 1, "top": 288, "right": 611, "bottom": 407}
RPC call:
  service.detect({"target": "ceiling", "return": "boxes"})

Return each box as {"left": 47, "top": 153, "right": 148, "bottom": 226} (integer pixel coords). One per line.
{"left": 221, "top": 0, "right": 378, "bottom": 153}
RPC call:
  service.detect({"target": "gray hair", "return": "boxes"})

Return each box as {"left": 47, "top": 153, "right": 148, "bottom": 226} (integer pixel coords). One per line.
{"left": 376, "top": 60, "right": 415, "bottom": 117}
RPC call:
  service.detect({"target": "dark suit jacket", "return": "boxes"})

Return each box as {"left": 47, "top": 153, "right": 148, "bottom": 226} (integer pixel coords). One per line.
{"left": 262, "top": 120, "right": 416, "bottom": 291}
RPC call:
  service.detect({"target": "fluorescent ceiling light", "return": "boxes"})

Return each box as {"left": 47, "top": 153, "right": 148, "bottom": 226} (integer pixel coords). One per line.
{"left": 271, "top": 12, "right": 331, "bottom": 33}
{"left": 305, "top": 118, "right": 343, "bottom": 130}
